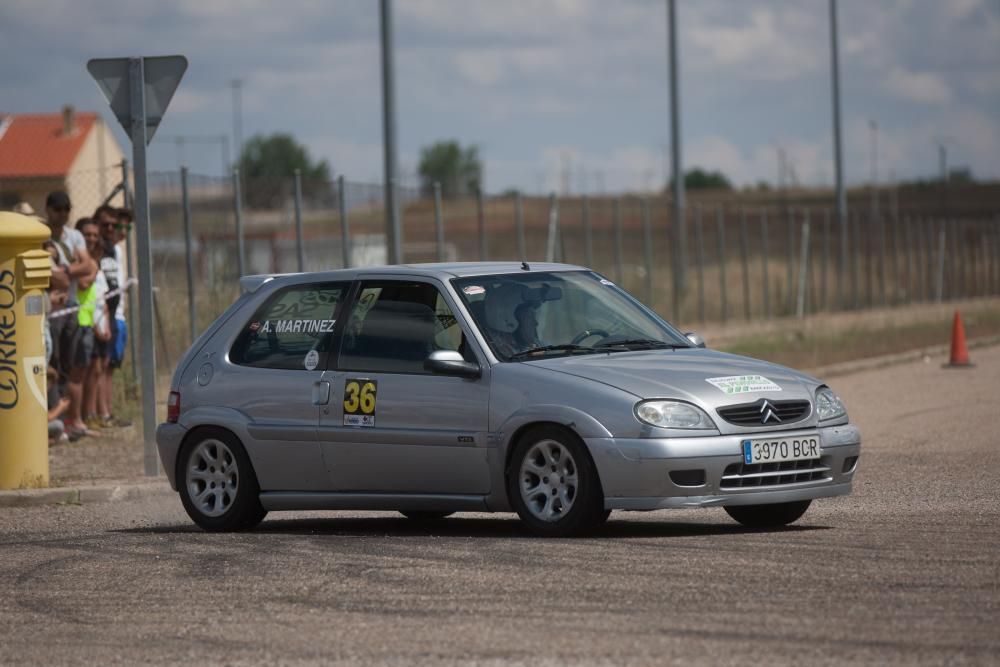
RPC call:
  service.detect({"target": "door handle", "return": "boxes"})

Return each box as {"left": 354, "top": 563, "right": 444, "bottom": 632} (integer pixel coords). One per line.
{"left": 312, "top": 380, "right": 331, "bottom": 406}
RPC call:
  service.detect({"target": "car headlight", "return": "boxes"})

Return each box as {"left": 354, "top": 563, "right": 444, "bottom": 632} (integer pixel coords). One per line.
{"left": 816, "top": 387, "right": 847, "bottom": 421}
{"left": 635, "top": 400, "right": 716, "bottom": 430}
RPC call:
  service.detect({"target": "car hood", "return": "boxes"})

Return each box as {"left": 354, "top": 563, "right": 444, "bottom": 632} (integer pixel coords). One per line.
{"left": 529, "top": 348, "right": 820, "bottom": 407}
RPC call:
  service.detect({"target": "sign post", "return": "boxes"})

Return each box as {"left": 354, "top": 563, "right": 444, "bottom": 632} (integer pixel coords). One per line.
{"left": 88, "top": 55, "right": 187, "bottom": 477}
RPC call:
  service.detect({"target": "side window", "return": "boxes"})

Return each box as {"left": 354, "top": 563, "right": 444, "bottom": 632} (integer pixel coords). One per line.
{"left": 230, "top": 282, "right": 348, "bottom": 370}
{"left": 339, "top": 281, "right": 468, "bottom": 374}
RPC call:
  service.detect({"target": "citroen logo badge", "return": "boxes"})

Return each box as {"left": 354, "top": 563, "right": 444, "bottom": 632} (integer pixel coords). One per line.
{"left": 760, "top": 399, "right": 781, "bottom": 424}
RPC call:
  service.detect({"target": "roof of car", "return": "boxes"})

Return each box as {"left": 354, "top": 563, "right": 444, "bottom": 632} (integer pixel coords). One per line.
{"left": 239, "top": 262, "right": 589, "bottom": 293}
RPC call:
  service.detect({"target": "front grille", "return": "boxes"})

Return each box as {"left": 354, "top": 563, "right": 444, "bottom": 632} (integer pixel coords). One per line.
{"left": 717, "top": 399, "right": 811, "bottom": 427}
{"left": 720, "top": 458, "right": 831, "bottom": 489}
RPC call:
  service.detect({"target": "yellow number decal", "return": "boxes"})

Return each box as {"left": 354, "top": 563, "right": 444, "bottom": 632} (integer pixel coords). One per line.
{"left": 359, "top": 382, "right": 376, "bottom": 414}
{"left": 343, "top": 381, "right": 360, "bottom": 413}
{"left": 343, "top": 379, "right": 377, "bottom": 415}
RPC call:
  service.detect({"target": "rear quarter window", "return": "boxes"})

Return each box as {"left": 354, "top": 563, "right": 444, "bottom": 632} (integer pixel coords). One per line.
{"left": 230, "top": 282, "right": 348, "bottom": 370}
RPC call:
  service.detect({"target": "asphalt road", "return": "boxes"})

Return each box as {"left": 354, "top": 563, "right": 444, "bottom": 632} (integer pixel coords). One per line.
{"left": 2, "top": 346, "right": 998, "bottom": 666}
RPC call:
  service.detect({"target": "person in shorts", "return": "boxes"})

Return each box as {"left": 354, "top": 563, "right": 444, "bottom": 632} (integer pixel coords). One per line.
{"left": 44, "top": 193, "right": 94, "bottom": 438}
{"left": 77, "top": 218, "right": 110, "bottom": 430}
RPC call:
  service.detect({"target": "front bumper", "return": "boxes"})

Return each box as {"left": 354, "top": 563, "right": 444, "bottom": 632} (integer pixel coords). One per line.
{"left": 585, "top": 423, "right": 861, "bottom": 511}
{"left": 155, "top": 422, "right": 188, "bottom": 491}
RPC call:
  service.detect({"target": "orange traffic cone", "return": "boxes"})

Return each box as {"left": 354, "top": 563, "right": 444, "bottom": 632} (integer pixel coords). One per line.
{"left": 944, "top": 311, "right": 973, "bottom": 368}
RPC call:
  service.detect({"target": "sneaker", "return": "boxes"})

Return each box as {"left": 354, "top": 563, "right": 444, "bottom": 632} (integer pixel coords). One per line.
{"left": 101, "top": 414, "right": 133, "bottom": 428}
{"left": 84, "top": 415, "right": 105, "bottom": 430}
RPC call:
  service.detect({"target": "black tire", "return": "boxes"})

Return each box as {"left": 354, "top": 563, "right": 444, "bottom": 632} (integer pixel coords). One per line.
{"left": 400, "top": 511, "right": 453, "bottom": 521}
{"left": 724, "top": 500, "right": 812, "bottom": 528}
{"left": 507, "top": 425, "right": 605, "bottom": 537}
{"left": 177, "top": 427, "right": 267, "bottom": 532}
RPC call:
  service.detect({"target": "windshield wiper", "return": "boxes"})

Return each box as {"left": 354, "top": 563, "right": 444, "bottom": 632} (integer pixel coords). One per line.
{"left": 509, "top": 344, "right": 598, "bottom": 360}
{"left": 594, "top": 338, "right": 686, "bottom": 350}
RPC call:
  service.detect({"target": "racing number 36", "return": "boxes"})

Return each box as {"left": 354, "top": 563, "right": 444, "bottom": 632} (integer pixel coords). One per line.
{"left": 343, "top": 379, "right": 377, "bottom": 427}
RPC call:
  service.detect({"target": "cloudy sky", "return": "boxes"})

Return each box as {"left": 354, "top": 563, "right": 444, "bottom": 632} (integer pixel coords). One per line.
{"left": 2, "top": 0, "right": 998, "bottom": 193}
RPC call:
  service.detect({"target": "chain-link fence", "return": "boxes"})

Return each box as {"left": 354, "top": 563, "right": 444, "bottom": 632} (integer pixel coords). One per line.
{"left": 3, "top": 158, "right": 999, "bottom": 368}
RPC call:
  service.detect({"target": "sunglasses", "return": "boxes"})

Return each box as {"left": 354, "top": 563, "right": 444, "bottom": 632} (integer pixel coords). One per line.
{"left": 51, "top": 206, "right": 70, "bottom": 213}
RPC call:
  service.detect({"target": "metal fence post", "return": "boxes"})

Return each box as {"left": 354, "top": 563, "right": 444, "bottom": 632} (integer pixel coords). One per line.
{"left": 515, "top": 191, "right": 526, "bottom": 262}
{"left": 546, "top": 193, "right": 559, "bottom": 263}
{"left": 785, "top": 207, "right": 795, "bottom": 315}
{"left": 433, "top": 181, "right": 444, "bottom": 262}
{"left": 232, "top": 168, "right": 246, "bottom": 277}
{"left": 738, "top": 207, "right": 751, "bottom": 320}
{"left": 935, "top": 221, "right": 946, "bottom": 303}
{"left": 642, "top": 198, "right": 654, "bottom": 306}
{"left": 477, "top": 189, "right": 487, "bottom": 261}
{"left": 902, "top": 216, "right": 914, "bottom": 303}
{"left": 839, "top": 198, "right": 849, "bottom": 310}
{"left": 180, "top": 167, "right": 197, "bottom": 345}
{"left": 761, "top": 209, "right": 771, "bottom": 319}
{"left": 120, "top": 159, "right": 138, "bottom": 384}
{"left": 293, "top": 169, "right": 305, "bottom": 272}
{"left": 582, "top": 194, "right": 593, "bottom": 268}
{"left": 796, "top": 211, "right": 811, "bottom": 318}
{"left": 877, "top": 212, "right": 887, "bottom": 306}
{"left": 612, "top": 198, "right": 623, "bottom": 283}
{"left": 338, "top": 175, "right": 351, "bottom": 268}
{"left": 821, "top": 208, "right": 830, "bottom": 311}
{"left": 851, "top": 212, "right": 861, "bottom": 309}
{"left": 695, "top": 204, "right": 705, "bottom": 323}
{"left": 716, "top": 205, "right": 727, "bottom": 324}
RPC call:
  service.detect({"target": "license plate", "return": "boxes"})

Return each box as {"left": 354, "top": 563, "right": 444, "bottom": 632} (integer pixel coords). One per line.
{"left": 742, "top": 435, "right": 820, "bottom": 465}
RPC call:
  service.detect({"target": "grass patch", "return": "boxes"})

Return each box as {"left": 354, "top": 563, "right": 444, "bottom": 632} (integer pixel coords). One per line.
{"left": 719, "top": 308, "right": 1000, "bottom": 369}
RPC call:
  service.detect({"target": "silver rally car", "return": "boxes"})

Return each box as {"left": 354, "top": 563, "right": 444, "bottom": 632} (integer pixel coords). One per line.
{"left": 157, "top": 262, "right": 861, "bottom": 536}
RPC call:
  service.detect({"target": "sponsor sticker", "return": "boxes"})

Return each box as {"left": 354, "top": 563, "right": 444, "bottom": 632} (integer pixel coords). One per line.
{"left": 462, "top": 285, "right": 486, "bottom": 296}
{"left": 705, "top": 374, "right": 782, "bottom": 395}
{"left": 303, "top": 349, "right": 319, "bottom": 371}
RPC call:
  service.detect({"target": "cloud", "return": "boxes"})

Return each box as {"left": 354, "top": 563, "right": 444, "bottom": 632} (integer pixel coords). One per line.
{"left": 885, "top": 68, "right": 953, "bottom": 105}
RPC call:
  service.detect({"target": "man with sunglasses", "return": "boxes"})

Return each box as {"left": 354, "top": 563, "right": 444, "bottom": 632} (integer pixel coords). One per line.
{"left": 93, "top": 205, "right": 132, "bottom": 427}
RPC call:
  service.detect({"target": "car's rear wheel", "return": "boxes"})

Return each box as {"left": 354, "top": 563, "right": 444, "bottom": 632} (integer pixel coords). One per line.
{"left": 400, "top": 511, "right": 453, "bottom": 521}
{"left": 724, "top": 500, "right": 811, "bottom": 528}
{"left": 507, "top": 425, "right": 605, "bottom": 537}
{"left": 177, "top": 427, "right": 267, "bottom": 531}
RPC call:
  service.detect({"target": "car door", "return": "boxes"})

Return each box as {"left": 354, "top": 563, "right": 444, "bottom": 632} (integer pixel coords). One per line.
{"left": 213, "top": 280, "right": 349, "bottom": 491}
{"left": 317, "top": 277, "right": 491, "bottom": 495}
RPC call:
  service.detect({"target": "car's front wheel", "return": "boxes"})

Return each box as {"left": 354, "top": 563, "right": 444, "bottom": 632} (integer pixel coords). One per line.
{"left": 507, "top": 426, "right": 605, "bottom": 537}
{"left": 724, "top": 500, "right": 811, "bottom": 528}
{"left": 177, "top": 427, "right": 267, "bottom": 531}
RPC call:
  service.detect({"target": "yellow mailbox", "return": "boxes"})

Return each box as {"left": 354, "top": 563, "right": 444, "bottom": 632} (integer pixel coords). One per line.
{"left": 0, "top": 212, "right": 52, "bottom": 489}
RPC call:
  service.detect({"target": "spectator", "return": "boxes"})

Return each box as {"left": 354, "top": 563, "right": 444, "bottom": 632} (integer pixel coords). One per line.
{"left": 93, "top": 205, "right": 131, "bottom": 426}
{"left": 44, "top": 192, "right": 93, "bottom": 438}
{"left": 47, "top": 366, "right": 70, "bottom": 445}
{"left": 71, "top": 218, "right": 109, "bottom": 435}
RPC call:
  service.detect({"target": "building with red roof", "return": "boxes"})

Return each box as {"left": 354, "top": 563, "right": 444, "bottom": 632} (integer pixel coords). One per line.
{"left": 0, "top": 106, "right": 125, "bottom": 218}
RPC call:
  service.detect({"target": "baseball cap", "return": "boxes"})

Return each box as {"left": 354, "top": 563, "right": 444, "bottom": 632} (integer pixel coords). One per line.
{"left": 45, "top": 191, "right": 71, "bottom": 209}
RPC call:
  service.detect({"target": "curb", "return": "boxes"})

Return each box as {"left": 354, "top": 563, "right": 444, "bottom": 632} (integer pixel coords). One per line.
{"left": 0, "top": 481, "right": 173, "bottom": 509}
{"left": 808, "top": 334, "right": 1000, "bottom": 379}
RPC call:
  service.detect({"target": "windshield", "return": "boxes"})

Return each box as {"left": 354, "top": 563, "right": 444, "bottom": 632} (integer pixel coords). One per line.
{"left": 452, "top": 271, "right": 691, "bottom": 361}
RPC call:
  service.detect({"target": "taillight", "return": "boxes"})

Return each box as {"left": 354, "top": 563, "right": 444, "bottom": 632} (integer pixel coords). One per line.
{"left": 167, "top": 391, "right": 181, "bottom": 423}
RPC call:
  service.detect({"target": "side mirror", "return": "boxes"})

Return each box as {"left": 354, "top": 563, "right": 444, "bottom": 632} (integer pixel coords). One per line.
{"left": 424, "top": 350, "right": 481, "bottom": 378}
{"left": 685, "top": 332, "right": 706, "bottom": 348}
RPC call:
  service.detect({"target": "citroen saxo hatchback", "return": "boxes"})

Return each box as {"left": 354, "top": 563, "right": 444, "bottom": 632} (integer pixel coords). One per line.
{"left": 157, "top": 263, "right": 860, "bottom": 536}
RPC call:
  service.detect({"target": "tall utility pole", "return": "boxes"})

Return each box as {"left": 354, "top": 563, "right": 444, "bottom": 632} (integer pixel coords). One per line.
{"left": 869, "top": 120, "right": 879, "bottom": 219}
{"left": 667, "top": 0, "right": 686, "bottom": 308}
{"left": 829, "top": 0, "right": 848, "bottom": 303}
{"left": 231, "top": 79, "right": 243, "bottom": 169}
{"left": 379, "top": 0, "right": 403, "bottom": 264}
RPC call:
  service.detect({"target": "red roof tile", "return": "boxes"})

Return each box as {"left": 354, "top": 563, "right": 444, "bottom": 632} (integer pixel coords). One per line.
{"left": 0, "top": 112, "right": 97, "bottom": 178}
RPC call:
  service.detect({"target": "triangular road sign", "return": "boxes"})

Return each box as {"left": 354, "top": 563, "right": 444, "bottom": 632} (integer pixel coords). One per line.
{"left": 87, "top": 55, "right": 187, "bottom": 144}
